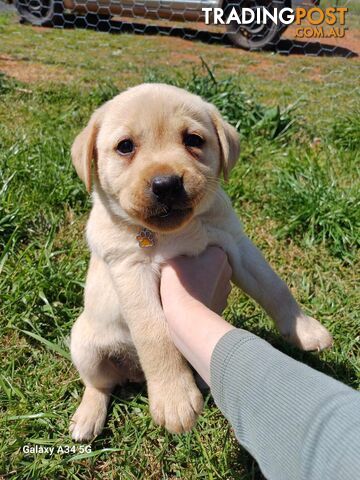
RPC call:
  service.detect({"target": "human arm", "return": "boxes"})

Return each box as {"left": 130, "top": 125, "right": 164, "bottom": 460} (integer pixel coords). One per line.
{"left": 160, "top": 247, "right": 360, "bottom": 480}
{"left": 160, "top": 246, "right": 235, "bottom": 384}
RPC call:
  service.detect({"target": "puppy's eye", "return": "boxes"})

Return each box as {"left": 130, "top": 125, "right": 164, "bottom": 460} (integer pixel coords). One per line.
{"left": 184, "top": 133, "right": 204, "bottom": 149}
{"left": 116, "top": 139, "right": 135, "bottom": 155}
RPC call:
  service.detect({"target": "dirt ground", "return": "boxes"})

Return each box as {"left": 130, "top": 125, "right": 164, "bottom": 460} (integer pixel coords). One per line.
{"left": 0, "top": 54, "right": 74, "bottom": 84}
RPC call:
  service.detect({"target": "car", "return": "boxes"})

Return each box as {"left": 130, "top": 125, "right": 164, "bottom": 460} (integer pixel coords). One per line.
{"left": 13, "top": 0, "right": 317, "bottom": 50}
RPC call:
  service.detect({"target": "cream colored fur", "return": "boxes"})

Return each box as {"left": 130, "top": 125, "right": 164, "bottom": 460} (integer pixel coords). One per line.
{"left": 69, "top": 84, "right": 333, "bottom": 442}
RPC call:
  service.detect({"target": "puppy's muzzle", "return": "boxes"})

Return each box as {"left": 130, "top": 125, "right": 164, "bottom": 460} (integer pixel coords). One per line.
{"left": 151, "top": 175, "right": 184, "bottom": 208}
{"left": 138, "top": 174, "right": 193, "bottom": 231}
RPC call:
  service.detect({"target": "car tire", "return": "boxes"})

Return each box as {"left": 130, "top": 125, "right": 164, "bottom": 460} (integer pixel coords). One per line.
{"left": 225, "top": 0, "right": 291, "bottom": 50}
{"left": 15, "top": 0, "right": 63, "bottom": 26}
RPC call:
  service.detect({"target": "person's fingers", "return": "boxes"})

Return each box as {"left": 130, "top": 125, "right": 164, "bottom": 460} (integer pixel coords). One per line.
{"left": 215, "top": 279, "right": 232, "bottom": 311}
{"left": 225, "top": 262, "right": 232, "bottom": 280}
{"left": 205, "top": 246, "right": 227, "bottom": 269}
{"left": 161, "top": 246, "right": 232, "bottom": 312}
{"left": 206, "top": 245, "right": 226, "bottom": 257}
{"left": 165, "top": 246, "right": 229, "bottom": 283}
{"left": 217, "top": 259, "right": 232, "bottom": 288}
{"left": 213, "top": 289, "right": 231, "bottom": 314}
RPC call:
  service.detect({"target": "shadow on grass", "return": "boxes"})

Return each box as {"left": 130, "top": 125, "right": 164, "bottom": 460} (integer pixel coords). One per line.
{"left": 51, "top": 15, "right": 359, "bottom": 58}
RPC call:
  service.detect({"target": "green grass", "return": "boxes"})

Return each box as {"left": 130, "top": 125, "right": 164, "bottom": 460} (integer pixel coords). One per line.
{"left": 331, "top": 109, "right": 360, "bottom": 150}
{"left": 267, "top": 149, "right": 359, "bottom": 260}
{"left": 0, "top": 11, "right": 359, "bottom": 480}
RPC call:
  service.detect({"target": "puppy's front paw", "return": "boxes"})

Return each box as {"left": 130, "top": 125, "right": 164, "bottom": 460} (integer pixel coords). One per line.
{"left": 282, "top": 315, "right": 333, "bottom": 352}
{"left": 70, "top": 388, "right": 109, "bottom": 442}
{"left": 148, "top": 376, "right": 204, "bottom": 434}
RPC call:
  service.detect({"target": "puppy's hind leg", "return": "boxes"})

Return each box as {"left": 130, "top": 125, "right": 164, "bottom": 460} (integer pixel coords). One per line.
{"left": 69, "top": 314, "right": 122, "bottom": 442}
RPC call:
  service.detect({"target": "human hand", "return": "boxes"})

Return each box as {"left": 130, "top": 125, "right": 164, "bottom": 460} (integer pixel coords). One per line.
{"left": 160, "top": 246, "right": 232, "bottom": 315}
{"left": 160, "top": 247, "right": 234, "bottom": 384}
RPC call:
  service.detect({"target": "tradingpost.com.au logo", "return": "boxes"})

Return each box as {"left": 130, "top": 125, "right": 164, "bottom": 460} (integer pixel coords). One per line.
{"left": 202, "top": 6, "right": 349, "bottom": 39}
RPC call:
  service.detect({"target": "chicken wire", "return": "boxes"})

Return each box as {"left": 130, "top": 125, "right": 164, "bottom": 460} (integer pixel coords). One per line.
{"left": 9, "top": 0, "right": 357, "bottom": 57}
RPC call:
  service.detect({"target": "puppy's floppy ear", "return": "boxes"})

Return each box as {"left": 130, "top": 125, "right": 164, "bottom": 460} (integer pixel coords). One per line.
{"left": 71, "top": 106, "right": 105, "bottom": 192}
{"left": 209, "top": 106, "right": 240, "bottom": 181}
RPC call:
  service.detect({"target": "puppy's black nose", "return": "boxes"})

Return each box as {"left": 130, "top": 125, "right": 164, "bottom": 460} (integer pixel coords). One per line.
{"left": 151, "top": 175, "right": 183, "bottom": 203}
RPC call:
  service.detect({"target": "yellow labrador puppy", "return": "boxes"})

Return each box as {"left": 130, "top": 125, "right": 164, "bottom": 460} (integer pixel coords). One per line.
{"left": 69, "top": 83, "right": 332, "bottom": 441}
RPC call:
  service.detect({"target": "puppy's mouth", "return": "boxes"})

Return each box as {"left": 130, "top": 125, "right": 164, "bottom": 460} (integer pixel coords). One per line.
{"left": 145, "top": 204, "right": 193, "bottom": 231}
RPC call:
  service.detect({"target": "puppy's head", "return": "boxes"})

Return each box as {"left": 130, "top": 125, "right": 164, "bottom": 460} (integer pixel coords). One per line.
{"left": 72, "top": 84, "right": 239, "bottom": 232}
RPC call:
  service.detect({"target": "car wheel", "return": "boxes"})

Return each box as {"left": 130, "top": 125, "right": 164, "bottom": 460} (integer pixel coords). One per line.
{"left": 225, "top": 0, "right": 290, "bottom": 50}
{"left": 15, "top": 0, "right": 63, "bottom": 26}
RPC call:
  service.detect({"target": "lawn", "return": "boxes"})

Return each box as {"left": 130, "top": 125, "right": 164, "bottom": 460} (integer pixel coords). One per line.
{"left": 0, "top": 8, "right": 359, "bottom": 480}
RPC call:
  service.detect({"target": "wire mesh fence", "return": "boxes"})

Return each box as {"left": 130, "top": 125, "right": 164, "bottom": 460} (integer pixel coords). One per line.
{"left": 1, "top": 0, "right": 358, "bottom": 144}
{"left": 8, "top": 0, "right": 358, "bottom": 57}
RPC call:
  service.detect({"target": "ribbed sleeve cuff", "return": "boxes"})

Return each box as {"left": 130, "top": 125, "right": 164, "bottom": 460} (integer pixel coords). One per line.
{"left": 210, "top": 328, "right": 261, "bottom": 413}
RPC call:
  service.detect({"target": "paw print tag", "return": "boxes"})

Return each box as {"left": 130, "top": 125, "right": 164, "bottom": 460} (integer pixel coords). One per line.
{"left": 136, "top": 228, "right": 156, "bottom": 248}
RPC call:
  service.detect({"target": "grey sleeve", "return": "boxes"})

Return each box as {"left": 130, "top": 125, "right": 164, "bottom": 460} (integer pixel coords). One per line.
{"left": 210, "top": 329, "right": 360, "bottom": 480}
